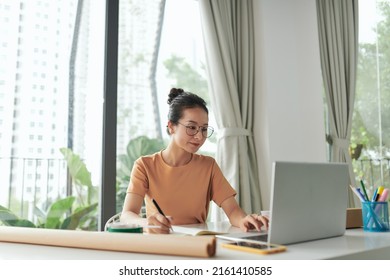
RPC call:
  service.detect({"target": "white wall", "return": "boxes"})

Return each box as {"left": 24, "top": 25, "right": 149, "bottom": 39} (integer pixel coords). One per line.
{"left": 253, "top": 0, "right": 327, "bottom": 209}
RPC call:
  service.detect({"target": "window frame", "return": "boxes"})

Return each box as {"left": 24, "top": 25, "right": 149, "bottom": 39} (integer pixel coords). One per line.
{"left": 100, "top": 0, "right": 119, "bottom": 231}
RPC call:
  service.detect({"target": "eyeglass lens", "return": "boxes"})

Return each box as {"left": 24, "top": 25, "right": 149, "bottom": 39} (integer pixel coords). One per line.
{"left": 186, "top": 125, "right": 213, "bottom": 138}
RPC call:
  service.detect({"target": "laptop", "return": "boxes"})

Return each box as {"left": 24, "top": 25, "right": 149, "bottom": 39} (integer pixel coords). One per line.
{"left": 217, "top": 161, "right": 349, "bottom": 245}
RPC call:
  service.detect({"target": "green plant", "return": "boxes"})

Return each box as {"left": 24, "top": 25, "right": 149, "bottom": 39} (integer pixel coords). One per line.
{"left": 60, "top": 147, "right": 97, "bottom": 205}
{"left": 0, "top": 197, "right": 97, "bottom": 229}
{"left": 0, "top": 147, "right": 98, "bottom": 230}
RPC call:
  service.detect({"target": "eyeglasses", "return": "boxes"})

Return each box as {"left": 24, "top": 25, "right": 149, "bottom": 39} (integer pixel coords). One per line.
{"left": 177, "top": 122, "right": 214, "bottom": 138}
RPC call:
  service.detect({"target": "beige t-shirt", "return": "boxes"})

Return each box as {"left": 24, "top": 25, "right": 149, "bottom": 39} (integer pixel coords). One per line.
{"left": 126, "top": 151, "right": 237, "bottom": 225}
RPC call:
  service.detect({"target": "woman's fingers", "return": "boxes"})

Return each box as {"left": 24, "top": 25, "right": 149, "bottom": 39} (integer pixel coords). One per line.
{"left": 145, "top": 213, "right": 172, "bottom": 234}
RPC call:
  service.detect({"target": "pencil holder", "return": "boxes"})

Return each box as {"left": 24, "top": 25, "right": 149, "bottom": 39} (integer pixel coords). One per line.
{"left": 361, "top": 201, "right": 390, "bottom": 232}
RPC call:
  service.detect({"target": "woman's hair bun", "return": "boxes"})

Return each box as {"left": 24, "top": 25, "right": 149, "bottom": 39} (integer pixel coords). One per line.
{"left": 167, "top": 88, "right": 184, "bottom": 104}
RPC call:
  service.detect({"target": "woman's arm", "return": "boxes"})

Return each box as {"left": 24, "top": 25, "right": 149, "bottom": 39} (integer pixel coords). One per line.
{"left": 120, "top": 192, "right": 147, "bottom": 225}
{"left": 121, "top": 192, "right": 172, "bottom": 233}
{"left": 221, "top": 196, "right": 269, "bottom": 232}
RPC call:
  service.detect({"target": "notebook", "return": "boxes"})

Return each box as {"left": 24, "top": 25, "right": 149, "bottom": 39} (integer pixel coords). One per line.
{"left": 172, "top": 223, "right": 232, "bottom": 236}
{"left": 217, "top": 161, "right": 349, "bottom": 245}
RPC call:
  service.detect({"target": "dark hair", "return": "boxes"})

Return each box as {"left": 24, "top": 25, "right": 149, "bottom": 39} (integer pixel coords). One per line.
{"left": 166, "top": 88, "right": 208, "bottom": 135}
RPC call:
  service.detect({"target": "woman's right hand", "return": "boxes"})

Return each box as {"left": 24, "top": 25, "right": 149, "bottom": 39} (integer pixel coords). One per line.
{"left": 145, "top": 213, "right": 172, "bottom": 234}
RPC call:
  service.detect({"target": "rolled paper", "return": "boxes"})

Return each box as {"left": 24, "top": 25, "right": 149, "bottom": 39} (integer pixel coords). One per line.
{"left": 0, "top": 226, "right": 216, "bottom": 258}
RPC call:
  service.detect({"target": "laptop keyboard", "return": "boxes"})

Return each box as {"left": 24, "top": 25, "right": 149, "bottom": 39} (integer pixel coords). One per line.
{"left": 242, "top": 234, "right": 269, "bottom": 242}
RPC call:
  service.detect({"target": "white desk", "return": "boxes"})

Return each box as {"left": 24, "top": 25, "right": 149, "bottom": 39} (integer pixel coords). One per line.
{"left": 0, "top": 228, "right": 390, "bottom": 260}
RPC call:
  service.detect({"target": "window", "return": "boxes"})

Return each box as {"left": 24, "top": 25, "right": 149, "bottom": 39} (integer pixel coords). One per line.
{"left": 115, "top": 0, "right": 213, "bottom": 212}
{"left": 352, "top": 0, "right": 390, "bottom": 188}
{"left": 1, "top": 0, "right": 213, "bottom": 230}
{"left": 0, "top": 0, "right": 105, "bottom": 230}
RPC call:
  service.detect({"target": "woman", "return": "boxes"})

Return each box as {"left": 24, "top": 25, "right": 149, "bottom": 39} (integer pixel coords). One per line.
{"left": 121, "top": 88, "right": 268, "bottom": 233}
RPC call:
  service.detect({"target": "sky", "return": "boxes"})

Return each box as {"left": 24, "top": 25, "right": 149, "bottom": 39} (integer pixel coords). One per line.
{"left": 359, "top": 0, "right": 383, "bottom": 43}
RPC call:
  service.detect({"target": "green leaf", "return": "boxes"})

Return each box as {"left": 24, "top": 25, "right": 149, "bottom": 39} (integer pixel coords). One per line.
{"left": 33, "top": 206, "right": 46, "bottom": 219}
{"left": 0, "top": 206, "right": 36, "bottom": 228}
{"left": 45, "top": 196, "right": 75, "bottom": 229}
{"left": 60, "top": 203, "right": 98, "bottom": 230}
{"left": 0, "top": 209, "right": 19, "bottom": 226}
{"left": 60, "top": 147, "right": 93, "bottom": 188}
{"left": 12, "top": 219, "right": 37, "bottom": 228}
{"left": 126, "top": 136, "right": 164, "bottom": 161}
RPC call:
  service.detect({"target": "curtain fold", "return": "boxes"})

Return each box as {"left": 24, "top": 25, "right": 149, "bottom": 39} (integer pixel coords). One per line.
{"left": 199, "top": 0, "right": 262, "bottom": 220}
{"left": 316, "top": 0, "right": 359, "bottom": 207}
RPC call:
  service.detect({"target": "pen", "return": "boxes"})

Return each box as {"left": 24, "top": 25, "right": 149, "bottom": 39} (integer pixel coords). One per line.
{"left": 152, "top": 198, "right": 166, "bottom": 216}
{"left": 356, "top": 187, "right": 367, "bottom": 202}
{"left": 378, "top": 188, "right": 389, "bottom": 202}
{"left": 375, "top": 186, "right": 385, "bottom": 201}
{"left": 152, "top": 199, "right": 173, "bottom": 232}
{"left": 349, "top": 185, "right": 365, "bottom": 202}
{"left": 360, "top": 180, "right": 370, "bottom": 201}
{"left": 371, "top": 188, "right": 379, "bottom": 202}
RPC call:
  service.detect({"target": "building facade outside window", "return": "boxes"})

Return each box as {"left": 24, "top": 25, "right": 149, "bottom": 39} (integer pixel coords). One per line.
{"left": 0, "top": 0, "right": 105, "bottom": 230}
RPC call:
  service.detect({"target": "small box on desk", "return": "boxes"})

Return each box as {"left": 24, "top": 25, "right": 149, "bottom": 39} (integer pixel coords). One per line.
{"left": 346, "top": 208, "right": 363, "bottom": 228}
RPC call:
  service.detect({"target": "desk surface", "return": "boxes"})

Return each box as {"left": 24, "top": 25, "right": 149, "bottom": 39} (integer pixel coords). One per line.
{"left": 0, "top": 227, "right": 390, "bottom": 260}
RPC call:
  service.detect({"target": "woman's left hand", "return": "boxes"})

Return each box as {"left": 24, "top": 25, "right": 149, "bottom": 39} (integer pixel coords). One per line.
{"left": 239, "top": 214, "right": 269, "bottom": 232}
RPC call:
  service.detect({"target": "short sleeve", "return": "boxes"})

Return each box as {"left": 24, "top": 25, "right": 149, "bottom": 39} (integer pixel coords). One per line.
{"left": 126, "top": 158, "right": 149, "bottom": 197}
{"left": 210, "top": 160, "right": 237, "bottom": 206}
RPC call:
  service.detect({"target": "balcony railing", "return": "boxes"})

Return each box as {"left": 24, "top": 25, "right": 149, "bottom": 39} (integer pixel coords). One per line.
{"left": 0, "top": 157, "right": 70, "bottom": 221}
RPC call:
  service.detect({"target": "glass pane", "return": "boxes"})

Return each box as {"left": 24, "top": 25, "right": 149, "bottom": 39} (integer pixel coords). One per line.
{"left": 353, "top": 0, "right": 390, "bottom": 189}
{"left": 0, "top": 0, "right": 105, "bottom": 230}
{"left": 116, "top": 0, "right": 215, "bottom": 213}
{"left": 116, "top": 0, "right": 166, "bottom": 214}
{"left": 157, "top": 0, "right": 217, "bottom": 155}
